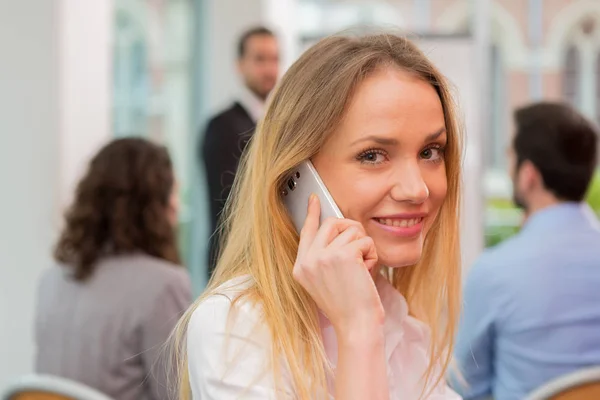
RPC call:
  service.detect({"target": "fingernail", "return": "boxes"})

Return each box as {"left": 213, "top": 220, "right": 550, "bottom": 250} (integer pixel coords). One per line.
{"left": 309, "top": 194, "right": 316, "bottom": 204}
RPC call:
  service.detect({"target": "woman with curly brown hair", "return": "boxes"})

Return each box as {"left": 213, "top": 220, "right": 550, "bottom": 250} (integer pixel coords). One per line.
{"left": 35, "top": 138, "right": 192, "bottom": 400}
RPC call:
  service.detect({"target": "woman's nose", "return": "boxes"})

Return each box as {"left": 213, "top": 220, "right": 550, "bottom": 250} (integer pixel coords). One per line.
{"left": 389, "top": 163, "right": 429, "bottom": 204}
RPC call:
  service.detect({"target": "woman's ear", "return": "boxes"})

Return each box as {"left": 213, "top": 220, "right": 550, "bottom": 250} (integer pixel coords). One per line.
{"left": 167, "top": 182, "right": 180, "bottom": 226}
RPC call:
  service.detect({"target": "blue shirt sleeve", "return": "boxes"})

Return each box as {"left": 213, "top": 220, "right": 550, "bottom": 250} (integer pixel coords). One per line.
{"left": 451, "top": 256, "right": 499, "bottom": 400}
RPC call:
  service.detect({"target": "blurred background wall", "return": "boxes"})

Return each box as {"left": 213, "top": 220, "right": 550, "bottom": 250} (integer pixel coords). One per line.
{"left": 0, "top": 0, "right": 60, "bottom": 387}
{"left": 1, "top": 0, "right": 600, "bottom": 390}
{"left": 0, "top": 0, "right": 113, "bottom": 387}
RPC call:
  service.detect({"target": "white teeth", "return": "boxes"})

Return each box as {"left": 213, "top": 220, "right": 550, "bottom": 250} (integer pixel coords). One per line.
{"left": 377, "top": 217, "right": 422, "bottom": 227}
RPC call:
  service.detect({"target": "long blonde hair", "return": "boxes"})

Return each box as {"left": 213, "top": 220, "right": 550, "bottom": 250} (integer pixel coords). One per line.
{"left": 173, "top": 33, "right": 463, "bottom": 399}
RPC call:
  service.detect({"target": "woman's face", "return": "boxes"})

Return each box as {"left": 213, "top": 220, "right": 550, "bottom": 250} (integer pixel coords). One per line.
{"left": 312, "top": 66, "right": 448, "bottom": 268}
{"left": 167, "top": 180, "right": 180, "bottom": 227}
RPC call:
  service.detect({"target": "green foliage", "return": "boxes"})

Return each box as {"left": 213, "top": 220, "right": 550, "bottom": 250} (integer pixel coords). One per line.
{"left": 585, "top": 170, "right": 600, "bottom": 215}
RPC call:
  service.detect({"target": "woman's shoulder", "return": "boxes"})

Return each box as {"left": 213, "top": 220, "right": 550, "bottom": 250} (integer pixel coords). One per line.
{"left": 116, "top": 252, "right": 185, "bottom": 275}
{"left": 187, "top": 276, "right": 294, "bottom": 398}
{"left": 186, "top": 276, "right": 275, "bottom": 388}
{"left": 108, "top": 253, "right": 191, "bottom": 291}
{"left": 188, "top": 275, "right": 265, "bottom": 340}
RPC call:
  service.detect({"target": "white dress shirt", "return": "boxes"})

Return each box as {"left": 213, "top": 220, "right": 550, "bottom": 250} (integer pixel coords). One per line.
{"left": 187, "top": 274, "right": 461, "bottom": 399}
{"left": 237, "top": 85, "right": 265, "bottom": 124}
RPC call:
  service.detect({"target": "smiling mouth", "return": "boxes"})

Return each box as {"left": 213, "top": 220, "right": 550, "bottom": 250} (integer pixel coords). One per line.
{"left": 374, "top": 217, "right": 424, "bottom": 228}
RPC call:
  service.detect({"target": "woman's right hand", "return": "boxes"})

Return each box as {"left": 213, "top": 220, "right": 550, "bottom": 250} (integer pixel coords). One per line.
{"left": 292, "top": 194, "right": 385, "bottom": 335}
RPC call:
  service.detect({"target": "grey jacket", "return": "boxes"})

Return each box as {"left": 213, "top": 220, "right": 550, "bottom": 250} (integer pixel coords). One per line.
{"left": 35, "top": 253, "right": 192, "bottom": 400}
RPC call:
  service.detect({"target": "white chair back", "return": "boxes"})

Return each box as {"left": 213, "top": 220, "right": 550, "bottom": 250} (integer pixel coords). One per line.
{"left": 2, "top": 374, "right": 114, "bottom": 400}
{"left": 526, "top": 366, "right": 600, "bottom": 400}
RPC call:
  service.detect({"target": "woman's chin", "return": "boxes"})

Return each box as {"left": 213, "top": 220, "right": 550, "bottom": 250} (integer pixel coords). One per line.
{"left": 376, "top": 245, "right": 423, "bottom": 269}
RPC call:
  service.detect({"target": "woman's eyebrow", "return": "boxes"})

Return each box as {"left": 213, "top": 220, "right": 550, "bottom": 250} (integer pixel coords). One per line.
{"left": 350, "top": 135, "right": 398, "bottom": 146}
{"left": 350, "top": 127, "right": 446, "bottom": 146}
{"left": 424, "top": 128, "right": 446, "bottom": 142}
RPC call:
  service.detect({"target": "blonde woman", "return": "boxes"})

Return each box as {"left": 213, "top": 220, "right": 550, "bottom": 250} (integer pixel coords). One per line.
{"left": 175, "top": 33, "right": 463, "bottom": 399}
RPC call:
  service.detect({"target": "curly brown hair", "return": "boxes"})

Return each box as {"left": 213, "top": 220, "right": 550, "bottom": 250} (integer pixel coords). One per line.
{"left": 54, "top": 137, "right": 181, "bottom": 281}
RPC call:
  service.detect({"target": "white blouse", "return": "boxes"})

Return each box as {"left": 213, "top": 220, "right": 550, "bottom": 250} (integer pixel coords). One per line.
{"left": 187, "top": 275, "right": 461, "bottom": 399}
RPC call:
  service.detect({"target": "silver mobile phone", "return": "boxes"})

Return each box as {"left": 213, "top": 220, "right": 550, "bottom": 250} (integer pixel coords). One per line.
{"left": 282, "top": 160, "right": 343, "bottom": 232}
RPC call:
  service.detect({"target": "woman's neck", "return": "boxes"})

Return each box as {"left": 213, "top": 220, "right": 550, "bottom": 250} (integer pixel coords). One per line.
{"left": 370, "top": 265, "right": 382, "bottom": 280}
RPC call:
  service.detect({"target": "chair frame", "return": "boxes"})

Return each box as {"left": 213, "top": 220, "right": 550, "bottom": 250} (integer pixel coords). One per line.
{"left": 3, "top": 375, "right": 114, "bottom": 400}
{"left": 525, "top": 366, "right": 600, "bottom": 400}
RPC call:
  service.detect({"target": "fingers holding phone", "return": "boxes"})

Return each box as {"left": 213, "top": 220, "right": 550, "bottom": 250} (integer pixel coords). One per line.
{"left": 293, "top": 195, "right": 384, "bottom": 333}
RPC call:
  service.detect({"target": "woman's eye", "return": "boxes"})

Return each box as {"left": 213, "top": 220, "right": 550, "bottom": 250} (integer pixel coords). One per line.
{"left": 358, "top": 151, "right": 386, "bottom": 164}
{"left": 420, "top": 147, "right": 444, "bottom": 162}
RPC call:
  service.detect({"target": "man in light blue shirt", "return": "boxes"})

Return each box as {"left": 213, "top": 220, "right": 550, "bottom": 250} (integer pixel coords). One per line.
{"left": 453, "top": 102, "right": 600, "bottom": 400}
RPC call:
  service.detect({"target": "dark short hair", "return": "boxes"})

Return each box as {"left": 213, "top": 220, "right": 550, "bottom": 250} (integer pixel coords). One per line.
{"left": 513, "top": 102, "right": 598, "bottom": 201}
{"left": 54, "top": 138, "right": 180, "bottom": 281}
{"left": 238, "top": 26, "right": 274, "bottom": 59}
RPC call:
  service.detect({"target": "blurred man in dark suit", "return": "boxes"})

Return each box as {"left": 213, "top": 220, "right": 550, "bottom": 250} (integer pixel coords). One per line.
{"left": 201, "top": 26, "right": 279, "bottom": 276}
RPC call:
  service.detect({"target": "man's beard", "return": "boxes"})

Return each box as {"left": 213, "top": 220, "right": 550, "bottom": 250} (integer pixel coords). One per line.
{"left": 247, "top": 80, "right": 274, "bottom": 101}
{"left": 512, "top": 183, "right": 528, "bottom": 213}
